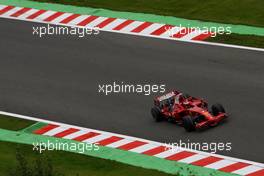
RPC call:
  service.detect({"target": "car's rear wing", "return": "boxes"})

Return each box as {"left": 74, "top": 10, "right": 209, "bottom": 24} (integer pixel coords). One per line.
{"left": 154, "top": 90, "right": 180, "bottom": 106}
{"left": 156, "top": 90, "right": 180, "bottom": 101}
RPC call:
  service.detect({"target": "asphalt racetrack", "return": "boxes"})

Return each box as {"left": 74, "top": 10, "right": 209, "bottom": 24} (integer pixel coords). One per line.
{"left": 0, "top": 18, "right": 264, "bottom": 163}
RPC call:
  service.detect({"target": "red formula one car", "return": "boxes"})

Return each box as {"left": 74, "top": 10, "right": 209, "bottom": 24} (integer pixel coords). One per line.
{"left": 151, "top": 90, "right": 228, "bottom": 132}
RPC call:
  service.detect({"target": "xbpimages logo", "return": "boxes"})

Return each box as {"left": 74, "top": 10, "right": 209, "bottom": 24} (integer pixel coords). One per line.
{"left": 98, "top": 81, "right": 166, "bottom": 95}
{"left": 33, "top": 24, "right": 100, "bottom": 37}
{"left": 32, "top": 140, "right": 99, "bottom": 153}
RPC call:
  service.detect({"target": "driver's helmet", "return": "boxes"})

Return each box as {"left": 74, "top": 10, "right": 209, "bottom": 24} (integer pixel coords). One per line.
{"left": 179, "top": 93, "right": 190, "bottom": 103}
{"left": 166, "top": 97, "right": 174, "bottom": 106}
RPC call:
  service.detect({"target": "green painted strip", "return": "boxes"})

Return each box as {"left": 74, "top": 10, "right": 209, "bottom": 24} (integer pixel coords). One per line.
{"left": 0, "top": 128, "right": 238, "bottom": 176}
{"left": 0, "top": 0, "right": 263, "bottom": 36}
{"left": 21, "top": 122, "right": 47, "bottom": 133}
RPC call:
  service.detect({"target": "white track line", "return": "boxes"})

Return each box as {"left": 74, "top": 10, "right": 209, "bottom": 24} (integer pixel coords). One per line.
{"left": 43, "top": 126, "right": 67, "bottom": 136}
{"left": 233, "top": 165, "right": 263, "bottom": 175}
{"left": 0, "top": 4, "right": 6, "bottom": 10}
{"left": 19, "top": 9, "right": 38, "bottom": 19}
{"left": 69, "top": 15, "right": 89, "bottom": 25}
{"left": 50, "top": 13, "right": 73, "bottom": 23}
{"left": 181, "top": 30, "right": 204, "bottom": 40}
{"left": 140, "top": 23, "right": 164, "bottom": 35}
{"left": 178, "top": 154, "right": 209, "bottom": 164}
{"left": 121, "top": 21, "right": 144, "bottom": 33}
{"left": 63, "top": 130, "right": 88, "bottom": 139}
{"left": 160, "top": 26, "right": 181, "bottom": 37}
{"left": 83, "top": 134, "right": 110, "bottom": 143}
{"left": 36, "top": 10, "right": 56, "bottom": 21}
{"left": 1, "top": 7, "right": 21, "bottom": 16}
{"left": 154, "top": 149, "right": 181, "bottom": 158}
{"left": 106, "top": 138, "right": 131, "bottom": 148}
{"left": 206, "top": 160, "right": 237, "bottom": 170}
{"left": 102, "top": 18, "right": 126, "bottom": 30}
{"left": 85, "top": 16, "right": 107, "bottom": 28}
{"left": 129, "top": 143, "right": 157, "bottom": 153}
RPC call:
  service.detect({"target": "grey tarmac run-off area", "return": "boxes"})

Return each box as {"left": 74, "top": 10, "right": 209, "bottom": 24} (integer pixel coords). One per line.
{"left": 0, "top": 18, "right": 263, "bottom": 163}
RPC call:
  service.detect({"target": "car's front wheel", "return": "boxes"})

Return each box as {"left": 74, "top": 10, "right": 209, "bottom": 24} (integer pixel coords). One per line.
{"left": 211, "top": 103, "right": 225, "bottom": 116}
{"left": 182, "top": 116, "right": 195, "bottom": 132}
{"left": 151, "top": 106, "right": 163, "bottom": 122}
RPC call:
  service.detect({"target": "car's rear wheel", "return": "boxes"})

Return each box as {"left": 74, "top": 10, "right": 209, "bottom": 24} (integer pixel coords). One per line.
{"left": 151, "top": 106, "right": 163, "bottom": 122}
{"left": 211, "top": 103, "right": 225, "bottom": 116}
{"left": 182, "top": 116, "right": 195, "bottom": 132}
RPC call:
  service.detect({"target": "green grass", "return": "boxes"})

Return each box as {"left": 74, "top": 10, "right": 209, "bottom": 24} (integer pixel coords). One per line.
{"left": 0, "top": 114, "right": 35, "bottom": 131}
{"left": 33, "top": 0, "right": 264, "bottom": 27}
{"left": 207, "top": 33, "right": 264, "bottom": 49}
{"left": 0, "top": 141, "right": 174, "bottom": 176}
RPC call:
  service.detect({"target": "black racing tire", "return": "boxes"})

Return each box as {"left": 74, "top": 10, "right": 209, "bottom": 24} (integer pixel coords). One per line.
{"left": 211, "top": 103, "right": 225, "bottom": 116}
{"left": 151, "top": 106, "right": 163, "bottom": 122}
{"left": 182, "top": 116, "right": 196, "bottom": 132}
